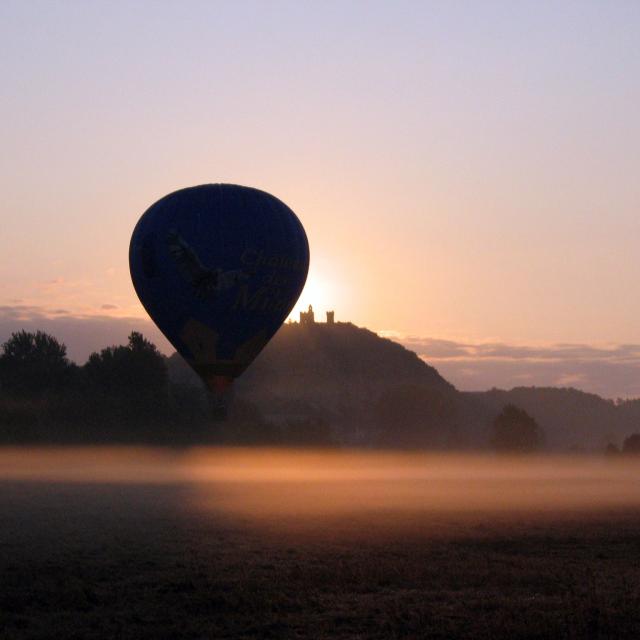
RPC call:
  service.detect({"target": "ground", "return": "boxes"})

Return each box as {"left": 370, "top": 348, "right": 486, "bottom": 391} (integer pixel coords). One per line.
{"left": 1, "top": 450, "right": 640, "bottom": 639}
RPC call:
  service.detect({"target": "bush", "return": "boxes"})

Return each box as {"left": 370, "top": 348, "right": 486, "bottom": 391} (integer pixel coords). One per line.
{"left": 491, "top": 404, "right": 543, "bottom": 453}
{"left": 622, "top": 433, "right": 640, "bottom": 455}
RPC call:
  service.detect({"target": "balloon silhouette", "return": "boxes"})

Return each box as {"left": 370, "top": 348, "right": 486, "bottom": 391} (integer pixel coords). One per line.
{"left": 129, "top": 184, "right": 309, "bottom": 401}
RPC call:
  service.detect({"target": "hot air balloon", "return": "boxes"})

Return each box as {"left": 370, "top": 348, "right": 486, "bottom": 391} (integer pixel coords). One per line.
{"left": 129, "top": 184, "right": 309, "bottom": 415}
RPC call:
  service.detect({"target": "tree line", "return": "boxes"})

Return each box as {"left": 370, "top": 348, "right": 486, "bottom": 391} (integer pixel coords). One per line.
{"left": 0, "top": 329, "right": 330, "bottom": 444}
{"left": 1, "top": 328, "right": 639, "bottom": 451}
{"left": 0, "top": 330, "right": 171, "bottom": 443}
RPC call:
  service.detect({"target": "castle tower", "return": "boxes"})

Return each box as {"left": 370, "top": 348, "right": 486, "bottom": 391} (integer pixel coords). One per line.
{"left": 326, "top": 311, "right": 335, "bottom": 324}
{"left": 300, "top": 304, "right": 315, "bottom": 325}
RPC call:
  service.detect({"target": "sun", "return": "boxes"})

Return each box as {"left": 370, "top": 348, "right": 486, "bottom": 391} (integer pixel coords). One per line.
{"left": 288, "top": 272, "right": 336, "bottom": 322}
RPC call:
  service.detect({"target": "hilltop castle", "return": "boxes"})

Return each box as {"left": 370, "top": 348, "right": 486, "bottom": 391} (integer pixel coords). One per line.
{"left": 299, "top": 305, "right": 335, "bottom": 325}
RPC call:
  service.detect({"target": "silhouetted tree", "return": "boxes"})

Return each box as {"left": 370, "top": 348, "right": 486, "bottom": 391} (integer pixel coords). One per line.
{"left": 84, "top": 332, "right": 168, "bottom": 423}
{"left": 0, "top": 330, "right": 73, "bottom": 396}
{"left": 622, "top": 433, "right": 640, "bottom": 455}
{"left": 491, "top": 404, "right": 542, "bottom": 453}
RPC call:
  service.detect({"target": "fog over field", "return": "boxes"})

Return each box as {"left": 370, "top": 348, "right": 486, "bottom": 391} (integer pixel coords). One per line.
{"left": 3, "top": 447, "right": 640, "bottom": 530}
{"left": 3, "top": 447, "right": 640, "bottom": 638}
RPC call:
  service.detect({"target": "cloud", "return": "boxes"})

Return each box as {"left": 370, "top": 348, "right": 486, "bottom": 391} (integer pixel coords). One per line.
{"left": 555, "top": 372, "right": 587, "bottom": 386}
{"left": 1, "top": 308, "right": 639, "bottom": 399}
{"left": 401, "top": 337, "right": 640, "bottom": 363}
{"left": 101, "top": 304, "right": 118, "bottom": 310}
{"left": 0, "top": 305, "right": 170, "bottom": 363}
{"left": 398, "top": 336, "right": 640, "bottom": 399}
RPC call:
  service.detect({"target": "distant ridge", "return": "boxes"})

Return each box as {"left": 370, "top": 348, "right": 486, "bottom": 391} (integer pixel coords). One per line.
{"left": 467, "top": 386, "right": 640, "bottom": 451}
{"left": 168, "top": 321, "right": 640, "bottom": 451}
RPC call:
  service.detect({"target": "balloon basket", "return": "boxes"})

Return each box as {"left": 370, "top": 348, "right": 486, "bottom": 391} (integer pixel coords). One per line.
{"left": 206, "top": 376, "right": 234, "bottom": 422}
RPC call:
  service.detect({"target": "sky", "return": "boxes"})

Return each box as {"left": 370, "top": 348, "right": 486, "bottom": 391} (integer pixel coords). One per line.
{"left": 1, "top": 1, "right": 639, "bottom": 396}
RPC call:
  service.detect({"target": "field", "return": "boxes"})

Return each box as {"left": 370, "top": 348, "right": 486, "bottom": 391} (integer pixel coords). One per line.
{"left": 1, "top": 448, "right": 640, "bottom": 639}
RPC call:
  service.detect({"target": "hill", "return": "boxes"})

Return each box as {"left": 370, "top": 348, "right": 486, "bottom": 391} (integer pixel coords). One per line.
{"left": 168, "top": 322, "right": 460, "bottom": 447}
{"left": 467, "top": 387, "right": 640, "bottom": 451}
{"left": 239, "top": 321, "right": 453, "bottom": 397}
{"left": 169, "top": 322, "right": 640, "bottom": 451}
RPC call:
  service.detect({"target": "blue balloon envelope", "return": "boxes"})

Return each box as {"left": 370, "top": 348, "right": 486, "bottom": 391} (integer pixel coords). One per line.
{"left": 129, "top": 184, "right": 309, "bottom": 392}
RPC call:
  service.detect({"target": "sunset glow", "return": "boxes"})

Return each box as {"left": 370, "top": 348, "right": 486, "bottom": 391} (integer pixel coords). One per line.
{"left": 1, "top": 3, "right": 638, "bottom": 340}
{"left": 289, "top": 271, "right": 339, "bottom": 322}
{"left": 3, "top": 5, "right": 640, "bottom": 636}
{"left": 1, "top": 1, "right": 639, "bottom": 396}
